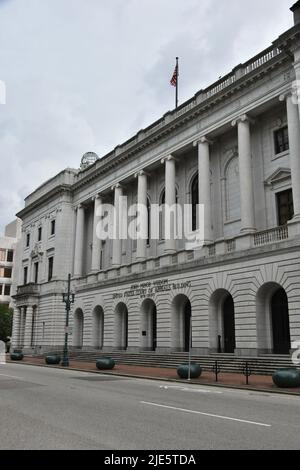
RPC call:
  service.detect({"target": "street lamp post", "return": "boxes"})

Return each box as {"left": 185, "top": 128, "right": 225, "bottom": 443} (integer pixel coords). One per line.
{"left": 61, "top": 273, "right": 75, "bottom": 367}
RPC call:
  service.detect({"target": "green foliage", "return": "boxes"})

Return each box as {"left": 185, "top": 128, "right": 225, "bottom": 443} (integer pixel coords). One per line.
{"left": 0, "top": 304, "right": 13, "bottom": 342}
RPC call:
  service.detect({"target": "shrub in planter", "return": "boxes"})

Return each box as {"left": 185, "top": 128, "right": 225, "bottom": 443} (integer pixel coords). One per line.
{"left": 96, "top": 357, "right": 115, "bottom": 370}
{"left": 177, "top": 363, "right": 202, "bottom": 379}
{"left": 272, "top": 368, "right": 300, "bottom": 388}
{"left": 10, "top": 352, "right": 24, "bottom": 361}
{"left": 45, "top": 355, "right": 61, "bottom": 365}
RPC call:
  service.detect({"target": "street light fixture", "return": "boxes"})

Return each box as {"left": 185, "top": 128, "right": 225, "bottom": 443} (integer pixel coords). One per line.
{"left": 61, "top": 273, "right": 75, "bottom": 367}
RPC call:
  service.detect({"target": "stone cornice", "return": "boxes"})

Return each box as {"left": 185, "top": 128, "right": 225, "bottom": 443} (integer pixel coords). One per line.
{"left": 74, "top": 237, "right": 300, "bottom": 294}
{"left": 72, "top": 48, "right": 288, "bottom": 193}
{"left": 16, "top": 184, "right": 72, "bottom": 219}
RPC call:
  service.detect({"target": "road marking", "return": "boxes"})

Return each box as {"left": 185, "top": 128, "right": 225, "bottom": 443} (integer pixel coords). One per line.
{"left": 0, "top": 373, "right": 23, "bottom": 380}
{"left": 160, "top": 385, "right": 223, "bottom": 394}
{"left": 141, "top": 401, "right": 272, "bottom": 427}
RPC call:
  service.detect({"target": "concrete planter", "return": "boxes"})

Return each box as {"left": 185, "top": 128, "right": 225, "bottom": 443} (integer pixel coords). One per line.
{"left": 10, "top": 352, "right": 24, "bottom": 361}
{"left": 45, "top": 355, "right": 61, "bottom": 365}
{"left": 272, "top": 368, "right": 300, "bottom": 388}
{"left": 96, "top": 358, "right": 115, "bottom": 370}
{"left": 177, "top": 363, "right": 202, "bottom": 380}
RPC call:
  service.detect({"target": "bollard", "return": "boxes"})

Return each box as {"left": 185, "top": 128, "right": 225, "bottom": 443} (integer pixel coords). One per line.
{"left": 212, "top": 360, "right": 221, "bottom": 382}
{"left": 242, "top": 362, "right": 252, "bottom": 385}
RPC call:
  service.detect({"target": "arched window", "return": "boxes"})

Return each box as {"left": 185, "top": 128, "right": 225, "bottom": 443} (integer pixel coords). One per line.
{"left": 191, "top": 174, "right": 199, "bottom": 231}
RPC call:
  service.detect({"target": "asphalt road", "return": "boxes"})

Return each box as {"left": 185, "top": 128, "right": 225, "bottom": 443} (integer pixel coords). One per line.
{"left": 0, "top": 363, "right": 299, "bottom": 450}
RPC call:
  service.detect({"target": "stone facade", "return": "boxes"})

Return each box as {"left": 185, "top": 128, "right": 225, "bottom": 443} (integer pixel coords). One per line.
{"left": 11, "top": 3, "right": 300, "bottom": 358}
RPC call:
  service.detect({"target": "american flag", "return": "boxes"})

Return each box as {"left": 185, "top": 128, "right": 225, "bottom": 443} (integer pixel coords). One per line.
{"left": 170, "top": 64, "right": 178, "bottom": 87}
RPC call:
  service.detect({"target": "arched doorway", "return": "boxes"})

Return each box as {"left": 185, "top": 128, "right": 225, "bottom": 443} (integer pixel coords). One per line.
{"left": 140, "top": 299, "right": 157, "bottom": 351}
{"left": 73, "top": 308, "right": 84, "bottom": 348}
{"left": 92, "top": 306, "right": 104, "bottom": 349}
{"left": 223, "top": 295, "right": 236, "bottom": 353}
{"left": 256, "top": 283, "right": 291, "bottom": 355}
{"left": 115, "top": 303, "right": 128, "bottom": 350}
{"left": 209, "top": 290, "right": 236, "bottom": 353}
{"left": 271, "top": 288, "right": 291, "bottom": 354}
{"left": 172, "top": 295, "right": 192, "bottom": 352}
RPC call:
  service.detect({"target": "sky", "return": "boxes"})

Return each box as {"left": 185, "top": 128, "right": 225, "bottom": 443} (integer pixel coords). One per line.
{"left": 0, "top": 0, "right": 294, "bottom": 233}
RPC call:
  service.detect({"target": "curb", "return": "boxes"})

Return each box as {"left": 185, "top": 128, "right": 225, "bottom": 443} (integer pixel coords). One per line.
{"left": 7, "top": 360, "right": 300, "bottom": 397}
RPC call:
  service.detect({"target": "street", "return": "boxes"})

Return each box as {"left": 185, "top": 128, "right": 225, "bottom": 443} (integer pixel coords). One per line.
{"left": 0, "top": 363, "right": 299, "bottom": 450}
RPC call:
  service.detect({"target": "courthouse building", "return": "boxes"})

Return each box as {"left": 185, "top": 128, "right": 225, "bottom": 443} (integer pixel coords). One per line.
{"left": 11, "top": 2, "right": 300, "bottom": 358}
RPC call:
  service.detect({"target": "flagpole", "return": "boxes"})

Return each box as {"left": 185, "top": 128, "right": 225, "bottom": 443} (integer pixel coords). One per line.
{"left": 175, "top": 57, "right": 179, "bottom": 109}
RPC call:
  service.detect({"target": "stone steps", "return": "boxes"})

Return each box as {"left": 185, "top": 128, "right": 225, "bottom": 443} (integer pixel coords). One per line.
{"left": 63, "top": 350, "right": 295, "bottom": 376}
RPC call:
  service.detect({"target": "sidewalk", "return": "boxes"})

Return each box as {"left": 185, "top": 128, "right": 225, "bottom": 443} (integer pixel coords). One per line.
{"left": 7, "top": 356, "right": 300, "bottom": 396}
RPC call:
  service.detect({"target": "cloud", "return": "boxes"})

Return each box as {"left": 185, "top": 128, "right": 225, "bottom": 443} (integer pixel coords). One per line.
{"left": 0, "top": 0, "right": 294, "bottom": 232}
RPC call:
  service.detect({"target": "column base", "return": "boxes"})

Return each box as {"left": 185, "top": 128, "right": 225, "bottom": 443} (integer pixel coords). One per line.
{"left": 240, "top": 227, "right": 257, "bottom": 234}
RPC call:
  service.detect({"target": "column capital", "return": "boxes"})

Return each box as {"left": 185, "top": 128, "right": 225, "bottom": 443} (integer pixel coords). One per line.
{"left": 193, "top": 136, "right": 213, "bottom": 147}
{"left": 111, "top": 182, "right": 124, "bottom": 191}
{"left": 231, "top": 114, "right": 255, "bottom": 127}
{"left": 161, "top": 155, "right": 178, "bottom": 165}
{"left": 75, "top": 203, "right": 85, "bottom": 212}
{"left": 134, "top": 170, "right": 150, "bottom": 179}
{"left": 92, "top": 193, "right": 103, "bottom": 202}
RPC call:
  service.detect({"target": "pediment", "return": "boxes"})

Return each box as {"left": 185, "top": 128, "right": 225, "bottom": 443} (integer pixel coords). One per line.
{"left": 264, "top": 167, "right": 291, "bottom": 187}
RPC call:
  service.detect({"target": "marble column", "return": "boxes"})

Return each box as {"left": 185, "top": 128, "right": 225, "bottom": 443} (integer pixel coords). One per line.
{"left": 91, "top": 195, "right": 103, "bottom": 272}
{"left": 112, "top": 184, "right": 124, "bottom": 266}
{"left": 73, "top": 204, "right": 85, "bottom": 278}
{"left": 232, "top": 115, "right": 256, "bottom": 233}
{"left": 162, "top": 156, "right": 177, "bottom": 253}
{"left": 23, "top": 307, "right": 34, "bottom": 348}
{"left": 280, "top": 92, "right": 300, "bottom": 220}
{"left": 136, "top": 171, "right": 148, "bottom": 260}
{"left": 19, "top": 307, "right": 26, "bottom": 347}
{"left": 194, "top": 137, "right": 213, "bottom": 244}
{"left": 12, "top": 308, "right": 21, "bottom": 348}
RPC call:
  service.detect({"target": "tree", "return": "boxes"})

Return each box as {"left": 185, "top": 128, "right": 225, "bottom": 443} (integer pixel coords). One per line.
{"left": 0, "top": 305, "right": 13, "bottom": 342}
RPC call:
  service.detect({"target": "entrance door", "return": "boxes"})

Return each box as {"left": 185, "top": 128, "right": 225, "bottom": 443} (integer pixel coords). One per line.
{"left": 271, "top": 289, "right": 291, "bottom": 354}
{"left": 184, "top": 302, "right": 191, "bottom": 352}
{"left": 223, "top": 296, "right": 236, "bottom": 353}
{"left": 124, "top": 310, "right": 128, "bottom": 350}
{"left": 152, "top": 306, "right": 157, "bottom": 351}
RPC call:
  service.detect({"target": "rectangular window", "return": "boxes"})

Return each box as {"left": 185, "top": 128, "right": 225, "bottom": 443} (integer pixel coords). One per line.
{"left": 34, "top": 262, "right": 39, "bottom": 284}
{"left": 4, "top": 285, "right": 11, "bottom": 296}
{"left": 0, "top": 249, "right": 6, "bottom": 262}
{"left": 38, "top": 227, "right": 42, "bottom": 242}
{"left": 6, "top": 250, "right": 13, "bottom": 262}
{"left": 50, "top": 220, "right": 56, "bottom": 236}
{"left": 274, "top": 126, "right": 289, "bottom": 155}
{"left": 26, "top": 233, "right": 30, "bottom": 248}
{"left": 0, "top": 268, "right": 4, "bottom": 277}
{"left": 48, "top": 257, "right": 54, "bottom": 281}
{"left": 24, "top": 266, "right": 28, "bottom": 285}
{"left": 277, "top": 189, "right": 294, "bottom": 226}
{"left": 4, "top": 267, "right": 12, "bottom": 278}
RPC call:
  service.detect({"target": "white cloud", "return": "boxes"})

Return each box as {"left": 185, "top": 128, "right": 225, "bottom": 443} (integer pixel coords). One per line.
{"left": 0, "top": 0, "right": 294, "bottom": 231}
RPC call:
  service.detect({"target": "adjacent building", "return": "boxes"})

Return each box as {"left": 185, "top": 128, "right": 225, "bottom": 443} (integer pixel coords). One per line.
{"left": 0, "top": 219, "right": 21, "bottom": 308}
{"left": 11, "top": 2, "right": 300, "bottom": 359}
